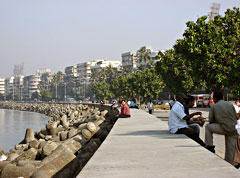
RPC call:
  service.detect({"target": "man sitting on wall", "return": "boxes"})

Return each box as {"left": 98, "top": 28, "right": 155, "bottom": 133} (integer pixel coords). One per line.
{"left": 168, "top": 93, "right": 214, "bottom": 152}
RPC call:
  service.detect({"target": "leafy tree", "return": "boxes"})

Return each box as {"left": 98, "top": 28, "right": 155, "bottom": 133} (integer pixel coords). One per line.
{"left": 40, "top": 90, "right": 52, "bottom": 101}
{"left": 92, "top": 81, "right": 113, "bottom": 101}
{"left": 133, "top": 68, "right": 165, "bottom": 99}
{"left": 174, "top": 8, "right": 240, "bottom": 92}
{"left": 155, "top": 50, "right": 197, "bottom": 93}
{"left": 136, "top": 46, "right": 152, "bottom": 69}
{"left": 0, "top": 93, "right": 4, "bottom": 101}
{"left": 110, "top": 74, "right": 133, "bottom": 99}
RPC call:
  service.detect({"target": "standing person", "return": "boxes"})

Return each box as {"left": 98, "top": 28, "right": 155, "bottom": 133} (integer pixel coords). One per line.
{"left": 168, "top": 93, "right": 212, "bottom": 151}
{"left": 118, "top": 99, "right": 131, "bottom": 118}
{"left": 147, "top": 99, "right": 154, "bottom": 114}
{"left": 205, "top": 91, "right": 238, "bottom": 165}
{"left": 234, "top": 113, "right": 240, "bottom": 169}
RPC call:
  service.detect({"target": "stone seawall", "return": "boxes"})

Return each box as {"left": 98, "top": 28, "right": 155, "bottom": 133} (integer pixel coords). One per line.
{"left": 0, "top": 102, "right": 119, "bottom": 178}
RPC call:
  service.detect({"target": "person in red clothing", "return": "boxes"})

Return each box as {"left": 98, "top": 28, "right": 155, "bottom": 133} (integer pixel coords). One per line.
{"left": 119, "top": 99, "right": 131, "bottom": 118}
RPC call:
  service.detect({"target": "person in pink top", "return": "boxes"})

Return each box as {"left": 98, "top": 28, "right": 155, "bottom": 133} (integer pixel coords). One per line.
{"left": 119, "top": 99, "right": 131, "bottom": 118}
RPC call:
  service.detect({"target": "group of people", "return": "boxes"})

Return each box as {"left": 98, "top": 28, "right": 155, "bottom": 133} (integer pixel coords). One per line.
{"left": 169, "top": 91, "right": 240, "bottom": 167}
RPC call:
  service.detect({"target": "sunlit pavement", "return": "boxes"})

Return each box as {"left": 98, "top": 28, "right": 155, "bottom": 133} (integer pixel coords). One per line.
{"left": 153, "top": 108, "right": 225, "bottom": 159}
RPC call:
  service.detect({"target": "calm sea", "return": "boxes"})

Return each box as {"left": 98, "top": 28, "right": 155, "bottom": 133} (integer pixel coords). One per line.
{"left": 0, "top": 109, "right": 51, "bottom": 153}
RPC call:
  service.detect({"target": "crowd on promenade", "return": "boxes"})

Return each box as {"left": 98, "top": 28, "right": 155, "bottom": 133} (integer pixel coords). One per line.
{"left": 168, "top": 92, "right": 240, "bottom": 168}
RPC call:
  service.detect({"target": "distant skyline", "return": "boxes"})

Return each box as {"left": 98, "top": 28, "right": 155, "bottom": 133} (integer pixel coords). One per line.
{"left": 0, "top": 0, "right": 239, "bottom": 78}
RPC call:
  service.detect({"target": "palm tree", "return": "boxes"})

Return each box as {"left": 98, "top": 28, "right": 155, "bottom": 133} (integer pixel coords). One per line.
{"left": 136, "top": 46, "right": 152, "bottom": 69}
{"left": 50, "top": 71, "right": 64, "bottom": 101}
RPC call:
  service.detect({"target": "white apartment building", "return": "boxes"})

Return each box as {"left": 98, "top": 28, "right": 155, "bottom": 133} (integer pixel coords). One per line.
{"left": 91, "top": 60, "right": 122, "bottom": 72}
{"left": 23, "top": 75, "right": 41, "bottom": 99}
{"left": 0, "top": 78, "right": 5, "bottom": 96}
{"left": 5, "top": 77, "right": 14, "bottom": 99}
{"left": 13, "top": 75, "right": 24, "bottom": 100}
{"left": 36, "top": 68, "right": 51, "bottom": 76}
{"left": 65, "top": 65, "right": 78, "bottom": 83}
{"left": 121, "top": 52, "right": 137, "bottom": 71}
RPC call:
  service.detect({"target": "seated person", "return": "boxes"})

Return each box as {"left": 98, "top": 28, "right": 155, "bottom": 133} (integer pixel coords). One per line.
{"left": 118, "top": 99, "right": 131, "bottom": 118}
{"left": 168, "top": 93, "right": 214, "bottom": 152}
{"left": 184, "top": 95, "right": 205, "bottom": 137}
{"left": 129, "top": 99, "right": 139, "bottom": 109}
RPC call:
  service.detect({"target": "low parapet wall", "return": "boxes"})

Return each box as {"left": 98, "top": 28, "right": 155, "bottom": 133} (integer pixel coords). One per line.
{"left": 0, "top": 102, "right": 119, "bottom": 178}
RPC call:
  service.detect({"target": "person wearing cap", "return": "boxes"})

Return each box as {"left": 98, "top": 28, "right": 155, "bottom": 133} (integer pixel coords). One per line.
{"left": 205, "top": 91, "right": 238, "bottom": 165}
{"left": 168, "top": 93, "right": 212, "bottom": 150}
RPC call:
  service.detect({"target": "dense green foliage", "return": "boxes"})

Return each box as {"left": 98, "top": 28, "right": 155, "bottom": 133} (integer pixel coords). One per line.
{"left": 40, "top": 90, "right": 52, "bottom": 101}
{"left": 92, "top": 67, "right": 165, "bottom": 101}
{"left": 156, "top": 7, "right": 240, "bottom": 96}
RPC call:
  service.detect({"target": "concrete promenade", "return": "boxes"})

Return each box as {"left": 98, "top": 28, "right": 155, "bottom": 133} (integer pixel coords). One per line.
{"left": 77, "top": 109, "right": 240, "bottom": 178}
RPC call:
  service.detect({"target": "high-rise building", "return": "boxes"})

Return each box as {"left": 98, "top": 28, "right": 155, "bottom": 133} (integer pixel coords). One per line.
{"left": 121, "top": 52, "right": 137, "bottom": 71}
{"left": 5, "top": 77, "right": 14, "bottom": 100}
{"left": 13, "top": 75, "right": 24, "bottom": 100}
{"left": 13, "top": 63, "right": 24, "bottom": 76}
{"left": 0, "top": 78, "right": 5, "bottom": 96}
{"left": 23, "top": 75, "right": 41, "bottom": 99}
{"left": 209, "top": 3, "right": 220, "bottom": 20}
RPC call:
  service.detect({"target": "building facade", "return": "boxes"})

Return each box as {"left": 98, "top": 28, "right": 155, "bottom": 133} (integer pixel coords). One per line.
{"left": 0, "top": 78, "right": 5, "bottom": 97}
{"left": 121, "top": 52, "right": 137, "bottom": 72}
{"left": 23, "top": 75, "right": 41, "bottom": 99}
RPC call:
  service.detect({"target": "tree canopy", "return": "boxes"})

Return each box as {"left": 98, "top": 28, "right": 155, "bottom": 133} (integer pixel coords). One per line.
{"left": 156, "top": 7, "right": 240, "bottom": 95}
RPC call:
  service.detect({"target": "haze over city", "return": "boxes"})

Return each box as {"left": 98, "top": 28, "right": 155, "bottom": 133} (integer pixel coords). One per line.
{"left": 0, "top": 0, "right": 239, "bottom": 78}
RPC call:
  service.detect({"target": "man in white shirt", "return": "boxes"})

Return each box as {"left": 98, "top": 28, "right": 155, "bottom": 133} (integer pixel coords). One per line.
{"left": 169, "top": 93, "right": 214, "bottom": 151}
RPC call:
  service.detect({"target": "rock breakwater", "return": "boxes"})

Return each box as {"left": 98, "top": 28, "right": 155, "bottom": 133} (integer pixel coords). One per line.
{"left": 0, "top": 102, "right": 119, "bottom": 178}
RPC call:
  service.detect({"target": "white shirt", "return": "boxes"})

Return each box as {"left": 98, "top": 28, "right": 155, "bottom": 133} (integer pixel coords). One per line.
{"left": 233, "top": 103, "right": 240, "bottom": 113}
{"left": 168, "top": 101, "right": 188, "bottom": 133}
{"left": 147, "top": 102, "right": 153, "bottom": 110}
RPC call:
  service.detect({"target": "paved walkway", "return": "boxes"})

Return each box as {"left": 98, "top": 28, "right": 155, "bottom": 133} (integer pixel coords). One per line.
{"left": 77, "top": 109, "right": 239, "bottom": 178}
{"left": 153, "top": 109, "right": 225, "bottom": 159}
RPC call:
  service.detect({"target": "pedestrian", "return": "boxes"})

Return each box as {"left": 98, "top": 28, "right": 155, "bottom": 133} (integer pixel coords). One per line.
{"left": 234, "top": 115, "right": 240, "bottom": 168}
{"left": 205, "top": 91, "right": 238, "bottom": 165}
{"left": 168, "top": 93, "right": 213, "bottom": 151}
{"left": 147, "top": 99, "right": 154, "bottom": 114}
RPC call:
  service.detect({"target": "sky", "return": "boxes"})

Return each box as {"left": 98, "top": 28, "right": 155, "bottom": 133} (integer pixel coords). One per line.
{"left": 0, "top": 0, "right": 239, "bottom": 78}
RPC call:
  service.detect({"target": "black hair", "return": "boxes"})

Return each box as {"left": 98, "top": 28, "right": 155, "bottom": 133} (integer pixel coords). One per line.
{"left": 213, "top": 91, "right": 223, "bottom": 100}
{"left": 185, "top": 95, "right": 195, "bottom": 105}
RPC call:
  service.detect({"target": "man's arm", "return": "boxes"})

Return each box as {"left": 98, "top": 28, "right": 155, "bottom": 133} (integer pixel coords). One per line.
{"left": 208, "top": 107, "right": 215, "bottom": 123}
{"left": 183, "top": 112, "right": 202, "bottom": 121}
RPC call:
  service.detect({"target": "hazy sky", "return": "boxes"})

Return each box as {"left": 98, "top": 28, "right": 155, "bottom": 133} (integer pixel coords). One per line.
{"left": 0, "top": 0, "right": 239, "bottom": 78}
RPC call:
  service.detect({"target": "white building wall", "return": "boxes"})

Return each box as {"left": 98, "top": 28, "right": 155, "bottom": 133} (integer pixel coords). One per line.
{"left": 0, "top": 78, "right": 5, "bottom": 95}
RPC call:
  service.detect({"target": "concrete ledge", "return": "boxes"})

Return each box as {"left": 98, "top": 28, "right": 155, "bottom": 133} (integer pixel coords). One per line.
{"left": 77, "top": 109, "right": 240, "bottom": 178}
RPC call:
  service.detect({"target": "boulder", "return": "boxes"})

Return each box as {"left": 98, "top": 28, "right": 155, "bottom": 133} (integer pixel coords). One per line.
{"left": 24, "top": 128, "right": 35, "bottom": 143}
{"left": 0, "top": 164, "right": 35, "bottom": 178}
{"left": 42, "top": 141, "right": 58, "bottom": 157}
{"left": 11, "top": 148, "right": 38, "bottom": 164}
{"left": 29, "top": 140, "right": 40, "bottom": 149}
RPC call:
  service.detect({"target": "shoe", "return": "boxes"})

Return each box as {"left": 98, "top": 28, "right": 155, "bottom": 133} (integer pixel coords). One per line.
{"left": 235, "top": 164, "right": 240, "bottom": 169}
{"left": 205, "top": 145, "right": 215, "bottom": 153}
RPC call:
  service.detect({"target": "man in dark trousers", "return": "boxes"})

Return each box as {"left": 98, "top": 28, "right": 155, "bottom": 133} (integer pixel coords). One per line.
{"left": 168, "top": 93, "right": 214, "bottom": 152}
{"left": 205, "top": 91, "right": 238, "bottom": 165}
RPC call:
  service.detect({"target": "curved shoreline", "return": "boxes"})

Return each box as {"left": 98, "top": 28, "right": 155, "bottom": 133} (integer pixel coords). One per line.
{"left": 0, "top": 101, "right": 119, "bottom": 178}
